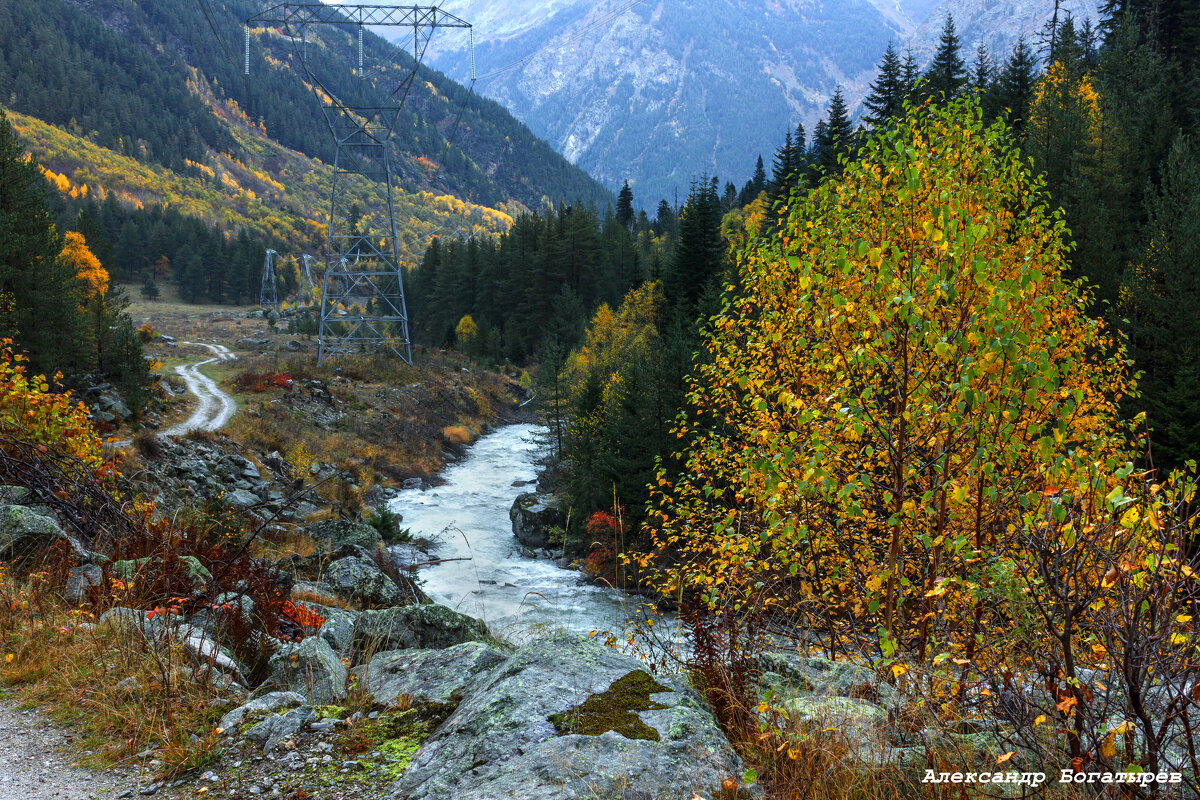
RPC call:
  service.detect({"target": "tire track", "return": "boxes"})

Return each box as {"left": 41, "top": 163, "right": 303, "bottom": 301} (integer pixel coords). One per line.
{"left": 161, "top": 342, "right": 237, "bottom": 438}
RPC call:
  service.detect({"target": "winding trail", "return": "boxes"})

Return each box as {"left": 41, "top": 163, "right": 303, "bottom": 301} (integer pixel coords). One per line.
{"left": 161, "top": 342, "right": 237, "bottom": 437}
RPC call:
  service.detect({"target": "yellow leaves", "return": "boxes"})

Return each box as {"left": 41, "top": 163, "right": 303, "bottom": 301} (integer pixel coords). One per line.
{"left": 1100, "top": 732, "right": 1117, "bottom": 760}
{"left": 1034, "top": 714, "right": 1046, "bottom": 727}
{"left": 996, "top": 751, "right": 1016, "bottom": 765}
{"left": 60, "top": 231, "right": 108, "bottom": 302}
{"left": 890, "top": 663, "right": 908, "bottom": 679}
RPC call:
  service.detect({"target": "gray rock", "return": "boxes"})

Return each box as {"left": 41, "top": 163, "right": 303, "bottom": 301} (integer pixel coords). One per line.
{"left": 223, "top": 489, "right": 260, "bottom": 510}
{"left": 759, "top": 652, "right": 898, "bottom": 708}
{"left": 64, "top": 563, "right": 103, "bottom": 602}
{"left": 245, "top": 705, "right": 315, "bottom": 752}
{"left": 393, "top": 633, "right": 752, "bottom": 800}
{"left": 323, "top": 555, "right": 423, "bottom": 608}
{"left": 262, "top": 636, "right": 347, "bottom": 704}
{"left": 236, "top": 338, "right": 271, "bottom": 349}
{"left": 0, "top": 485, "right": 31, "bottom": 504}
{"left": 364, "top": 642, "right": 506, "bottom": 705}
{"left": 98, "top": 391, "right": 132, "bottom": 419}
{"left": 352, "top": 604, "right": 488, "bottom": 656}
{"left": 313, "top": 605, "right": 358, "bottom": 656}
{"left": 0, "top": 505, "right": 88, "bottom": 566}
{"left": 305, "top": 519, "right": 382, "bottom": 551}
{"left": 508, "top": 493, "right": 564, "bottom": 549}
{"left": 218, "top": 691, "right": 307, "bottom": 732}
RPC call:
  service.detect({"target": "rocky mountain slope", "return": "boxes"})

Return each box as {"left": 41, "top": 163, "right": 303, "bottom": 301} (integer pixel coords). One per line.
{"left": 415, "top": 0, "right": 1100, "bottom": 204}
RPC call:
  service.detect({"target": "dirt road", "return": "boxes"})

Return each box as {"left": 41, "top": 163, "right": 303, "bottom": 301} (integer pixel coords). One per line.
{"left": 161, "top": 342, "right": 237, "bottom": 437}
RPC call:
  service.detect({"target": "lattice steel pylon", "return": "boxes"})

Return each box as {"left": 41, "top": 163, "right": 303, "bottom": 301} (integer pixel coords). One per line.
{"left": 244, "top": 4, "right": 471, "bottom": 364}
{"left": 260, "top": 248, "right": 280, "bottom": 309}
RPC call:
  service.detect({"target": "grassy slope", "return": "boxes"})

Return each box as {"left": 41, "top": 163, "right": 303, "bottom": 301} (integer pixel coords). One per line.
{"left": 5, "top": 76, "right": 516, "bottom": 268}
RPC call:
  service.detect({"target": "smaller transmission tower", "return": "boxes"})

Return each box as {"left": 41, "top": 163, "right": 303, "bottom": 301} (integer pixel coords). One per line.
{"left": 260, "top": 248, "right": 279, "bottom": 309}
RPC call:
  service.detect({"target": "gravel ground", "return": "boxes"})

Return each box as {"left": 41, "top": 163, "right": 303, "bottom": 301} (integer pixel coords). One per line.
{"left": 0, "top": 700, "right": 139, "bottom": 800}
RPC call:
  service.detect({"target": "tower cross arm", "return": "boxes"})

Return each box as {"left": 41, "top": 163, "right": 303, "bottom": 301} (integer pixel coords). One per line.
{"left": 247, "top": 4, "right": 470, "bottom": 29}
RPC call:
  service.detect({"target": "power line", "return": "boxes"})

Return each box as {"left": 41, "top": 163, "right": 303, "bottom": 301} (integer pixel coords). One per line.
{"left": 197, "top": 0, "right": 240, "bottom": 70}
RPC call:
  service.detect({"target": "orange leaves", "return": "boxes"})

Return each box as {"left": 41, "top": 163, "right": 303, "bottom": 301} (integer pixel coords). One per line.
{"left": 60, "top": 231, "right": 108, "bottom": 302}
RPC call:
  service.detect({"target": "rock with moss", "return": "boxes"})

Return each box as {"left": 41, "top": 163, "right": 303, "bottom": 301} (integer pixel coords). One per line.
{"left": 364, "top": 642, "right": 506, "bottom": 705}
{"left": 324, "top": 555, "right": 424, "bottom": 608}
{"left": 0, "top": 505, "right": 89, "bottom": 567}
{"left": 508, "top": 493, "right": 564, "bottom": 549}
{"left": 306, "top": 518, "right": 383, "bottom": 552}
{"left": 261, "top": 635, "right": 347, "bottom": 704}
{"left": 393, "top": 633, "right": 754, "bottom": 800}
{"left": 759, "top": 652, "right": 899, "bottom": 708}
{"left": 353, "top": 604, "right": 489, "bottom": 657}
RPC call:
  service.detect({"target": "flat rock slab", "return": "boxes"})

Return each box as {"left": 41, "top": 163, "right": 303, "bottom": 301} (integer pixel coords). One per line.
{"left": 392, "top": 633, "right": 752, "bottom": 800}
{"left": 365, "top": 642, "right": 507, "bottom": 705}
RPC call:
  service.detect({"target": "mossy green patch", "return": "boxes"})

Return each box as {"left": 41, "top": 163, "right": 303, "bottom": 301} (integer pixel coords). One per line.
{"left": 548, "top": 670, "right": 671, "bottom": 742}
{"left": 331, "top": 701, "right": 457, "bottom": 781}
{"left": 314, "top": 704, "right": 346, "bottom": 721}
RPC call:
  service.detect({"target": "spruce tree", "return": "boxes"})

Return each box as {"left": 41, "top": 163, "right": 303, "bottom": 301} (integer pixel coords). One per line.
{"left": 0, "top": 111, "right": 86, "bottom": 376}
{"left": 771, "top": 129, "right": 797, "bottom": 201}
{"left": 864, "top": 42, "right": 904, "bottom": 128}
{"left": 900, "top": 49, "right": 921, "bottom": 104}
{"left": 970, "top": 43, "right": 995, "bottom": 94}
{"left": 616, "top": 180, "right": 635, "bottom": 230}
{"left": 814, "top": 87, "right": 853, "bottom": 177}
{"left": 993, "top": 37, "right": 1039, "bottom": 137}
{"left": 923, "top": 15, "right": 967, "bottom": 102}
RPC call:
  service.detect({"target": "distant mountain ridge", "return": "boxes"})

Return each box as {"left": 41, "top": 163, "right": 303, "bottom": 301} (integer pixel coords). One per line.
{"left": 414, "top": 0, "right": 1100, "bottom": 205}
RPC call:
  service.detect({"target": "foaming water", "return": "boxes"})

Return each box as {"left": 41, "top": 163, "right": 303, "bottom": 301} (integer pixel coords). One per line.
{"left": 387, "top": 424, "right": 659, "bottom": 642}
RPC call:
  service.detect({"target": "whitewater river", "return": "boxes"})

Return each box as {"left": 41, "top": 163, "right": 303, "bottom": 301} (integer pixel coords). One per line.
{"left": 387, "top": 423, "right": 664, "bottom": 643}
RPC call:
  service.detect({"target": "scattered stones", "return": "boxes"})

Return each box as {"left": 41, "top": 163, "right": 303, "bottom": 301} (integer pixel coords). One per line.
{"left": 219, "top": 692, "right": 308, "bottom": 732}
{"left": 244, "top": 705, "right": 316, "bottom": 753}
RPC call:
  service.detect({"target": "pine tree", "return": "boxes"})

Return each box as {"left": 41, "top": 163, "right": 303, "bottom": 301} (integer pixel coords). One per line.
{"left": 923, "top": 15, "right": 967, "bottom": 102}
{"left": 616, "top": 180, "right": 635, "bottom": 230}
{"left": 863, "top": 43, "right": 904, "bottom": 128}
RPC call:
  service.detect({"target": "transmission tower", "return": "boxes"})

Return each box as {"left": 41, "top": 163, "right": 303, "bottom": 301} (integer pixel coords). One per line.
{"left": 260, "top": 248, "right": 279, "bottom": 309}
{"left": 245, "top": 4, "right": 471, "bottom": 364}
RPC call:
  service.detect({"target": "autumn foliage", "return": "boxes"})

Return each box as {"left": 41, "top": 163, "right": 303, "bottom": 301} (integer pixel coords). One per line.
{"left": 642, "top": 99, "right": 1165, "bottom": 662}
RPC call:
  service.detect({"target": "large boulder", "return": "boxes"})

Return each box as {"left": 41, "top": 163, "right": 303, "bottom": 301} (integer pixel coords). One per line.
{"left": 508, "top": 493, "right": 565, "bottom": 549}
{"left": 244, "top": 704, "right": 315, "bottom": 752}
{"left": 393, "top": 633, "right": 753, "bottom": 800}
{"left": 305, "top": 518, "right": 382, "bottom": 552}
{"left": 363, "top": 642, "right": 506, "bottom": 706}
{"left": 323, "top": 555, "right": 424, "bottom": 607}
{"left": 0, "top": 505, "right": 88, "bottom": 566}
{"left": 352, "top": 605, "right": 489, "bottom": 656}
{"left": 262, "top": 635, "right": 347, "bottom": 704}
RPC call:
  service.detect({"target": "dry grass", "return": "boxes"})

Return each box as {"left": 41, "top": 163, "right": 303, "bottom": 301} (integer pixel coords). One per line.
{"left": 0, "top": 565, "right": 228, "bottom": 777}
{"left": 441, "top": 425, "right": 473, "bottom": 445}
